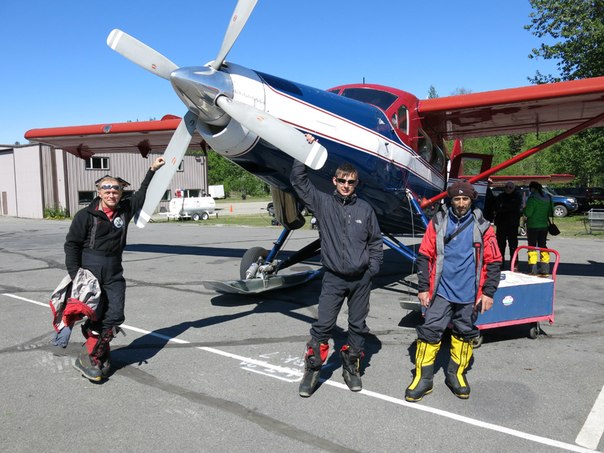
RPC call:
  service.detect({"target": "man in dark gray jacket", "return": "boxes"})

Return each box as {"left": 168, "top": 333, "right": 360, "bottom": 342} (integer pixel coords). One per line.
{"left": 291, "top": 135, "right": 383, "bottom": 397}
{"left": 65, "top": 157, "right": 165, "bottom": 381}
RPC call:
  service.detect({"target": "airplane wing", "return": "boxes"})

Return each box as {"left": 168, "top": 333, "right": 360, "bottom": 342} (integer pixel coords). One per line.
{"left": 419, "top": 76, "right": 604, "bottom": 140}
{"left": 24, "top": 114, "right": 206, "bottom": 158}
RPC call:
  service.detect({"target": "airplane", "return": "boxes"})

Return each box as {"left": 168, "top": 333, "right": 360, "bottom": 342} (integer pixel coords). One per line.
{"left": 25, "top": 0, "right": 604, "bottom": 294}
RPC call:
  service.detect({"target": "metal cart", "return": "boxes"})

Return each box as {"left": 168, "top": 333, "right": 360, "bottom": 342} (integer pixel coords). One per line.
{"left": 474, "top": 245, "right": 560, "bottom": 346}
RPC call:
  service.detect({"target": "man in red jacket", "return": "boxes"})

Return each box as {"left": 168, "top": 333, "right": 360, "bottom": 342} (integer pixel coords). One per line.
{"left": 405, "top": 180, "right": 501, "bottom": 401}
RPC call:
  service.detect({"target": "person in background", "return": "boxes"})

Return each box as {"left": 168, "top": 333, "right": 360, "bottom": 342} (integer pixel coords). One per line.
{"left": 405, "top": 180, "right": 501, "bottom": 402}
{"left": 65, "top": 157, "right": 165, "bottom": 381}
{"left": 523, "top": 181, "right": 554, "bottom": 274}
{"left": 494, "top": 181, "right": 522, "bottom": 270}
{"left": 482, "top": 178, "right": 496, "bottom": 223}
{"left": 290, "top": 134, "right": 383, "bottom": 398}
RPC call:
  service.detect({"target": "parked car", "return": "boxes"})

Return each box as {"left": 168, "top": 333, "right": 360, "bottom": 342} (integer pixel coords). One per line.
{"left": 553, "top": 187, "right": 604, "bottom": 211}
{"left": 551, "top": 187, "right": 589, "bottom": 212}
{"left": 587, "top": 187, "right": 604, "bottom": 207}
{"left": 492, "top": 185, "right": 579, "bottom": 217}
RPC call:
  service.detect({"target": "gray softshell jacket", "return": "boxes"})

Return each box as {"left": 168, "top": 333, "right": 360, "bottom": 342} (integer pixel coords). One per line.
{"left": 50, "top": 268, "right": 101, "bottom": 332}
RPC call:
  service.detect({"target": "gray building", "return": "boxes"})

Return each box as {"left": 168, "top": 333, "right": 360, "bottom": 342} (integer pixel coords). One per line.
{"left": 0, "top": 143, "right": 208, "bottom": 219}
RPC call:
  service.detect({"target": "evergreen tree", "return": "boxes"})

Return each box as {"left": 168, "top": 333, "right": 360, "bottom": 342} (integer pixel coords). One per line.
{"left": 525, "top": 0, "right": 604, "bottom": 185}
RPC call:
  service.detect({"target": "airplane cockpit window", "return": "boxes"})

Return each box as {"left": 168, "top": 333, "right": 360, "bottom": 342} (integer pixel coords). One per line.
{"left": 340, "top": 88, "right": 397, "bottom": 111}
{"left": 391, "top": 105, "right": 408, "bottom": 134}
{"left": 417, "top": 129, "right": 432, "bottom": 163}
{"left": 431, "top": 144, "right": 446, "bottom": 173}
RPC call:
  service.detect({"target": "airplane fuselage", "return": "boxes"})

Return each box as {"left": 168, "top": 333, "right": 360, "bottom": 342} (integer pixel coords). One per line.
{"left": 192, "top": 63, "right": 447, "bottom": 234}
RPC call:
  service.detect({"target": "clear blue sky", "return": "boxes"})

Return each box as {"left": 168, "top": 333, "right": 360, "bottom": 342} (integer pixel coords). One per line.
{"left": 0, "top": 0, "right": 559, "bottom": 146}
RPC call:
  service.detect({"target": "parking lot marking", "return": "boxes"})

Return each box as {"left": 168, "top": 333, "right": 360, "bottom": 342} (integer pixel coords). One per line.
{"left": 576, "top": 385, "right": 604, "bottom": 450}
{"left": 3, "top": 293, "right": 599, "bottom": 453}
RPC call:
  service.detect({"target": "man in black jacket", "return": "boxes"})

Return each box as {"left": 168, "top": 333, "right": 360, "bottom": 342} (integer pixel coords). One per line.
{"left": 65, "top": 156, "right": 165, "bottom": 381}
{"left": 494, "top": 181, "right": 522, "bottom": 270}
{"left": 291, "top": 135, "right": 383, "bottom": 397}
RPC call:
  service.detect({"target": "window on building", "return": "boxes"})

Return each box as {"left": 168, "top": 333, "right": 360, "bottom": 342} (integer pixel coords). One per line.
{"left": 177, "top": 160, "right": 184, "bottom": 172}
{"left": 78, "top": 191, "right": 95, "bottom": 204}
{"left": 161, "top": 190, "right": 170, "bottom": 201}
{"left": 85, "top": 156, "right": 109, "bottom": 170}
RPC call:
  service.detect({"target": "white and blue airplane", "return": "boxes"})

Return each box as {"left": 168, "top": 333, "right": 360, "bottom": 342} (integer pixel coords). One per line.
{"left": 26, "top": 0, "right": 604, "bottom": 293}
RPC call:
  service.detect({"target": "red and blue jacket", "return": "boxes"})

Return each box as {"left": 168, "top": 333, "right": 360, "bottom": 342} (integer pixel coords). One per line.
{"left": 417, "top": 206, "right": 502, "bottom": 304}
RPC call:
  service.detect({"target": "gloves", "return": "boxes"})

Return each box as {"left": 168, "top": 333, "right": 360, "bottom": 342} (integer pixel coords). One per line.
{"left": 51, "top": 326, "right": 72, "bottom": 348}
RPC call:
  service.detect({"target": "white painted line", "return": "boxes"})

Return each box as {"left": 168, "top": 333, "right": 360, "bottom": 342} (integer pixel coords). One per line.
{"left": 4, "top": 293, "right": 49, "bottom": 308}
{"left": 576, "top": 385, "right": 604, "bottom": 449}
{"left": 2, "top": 293, "right": 599, "bottom": 453}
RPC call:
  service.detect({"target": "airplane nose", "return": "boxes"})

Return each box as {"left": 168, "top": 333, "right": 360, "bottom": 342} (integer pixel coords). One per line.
{"left": 170, "top": 67, "right": 233, "bottom": 126}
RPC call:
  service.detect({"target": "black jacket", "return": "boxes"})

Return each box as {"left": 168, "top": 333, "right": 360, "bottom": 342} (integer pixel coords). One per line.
{"left": 290, "top": 160, "right": 383, "bottom": 277}
{"left": 64, "top": 169, "right": 156, "bottom": 277}
{"left": 494, "top": 190, "right": 522, "bottom": 228}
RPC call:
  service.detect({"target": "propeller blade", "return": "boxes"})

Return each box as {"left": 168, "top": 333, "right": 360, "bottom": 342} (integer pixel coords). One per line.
{"left": 215, "top": 96, "right": 328, "bottom": 170}
{"left": 135, "top": 112, "right": 198, "bottom": 228}
{"left": 107, "top": 29, "right": 178, "bottom": 80}
{"left": 211, "top": 0, "right": 258, "bottom": 70}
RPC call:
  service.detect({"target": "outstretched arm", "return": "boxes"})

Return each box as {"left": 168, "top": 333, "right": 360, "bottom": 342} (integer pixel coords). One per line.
{"left": 290, "top": 135, "right": 322, "bottom": 214}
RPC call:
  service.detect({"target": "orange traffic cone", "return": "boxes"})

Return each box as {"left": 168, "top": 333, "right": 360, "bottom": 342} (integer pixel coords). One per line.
{"left": 230, "top": 205, "right": 233, "bottom": 213}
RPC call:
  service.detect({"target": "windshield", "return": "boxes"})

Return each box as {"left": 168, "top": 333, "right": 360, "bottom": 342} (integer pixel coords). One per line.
{"left": 340, "top": 88, "right": 397, "bottom": 111}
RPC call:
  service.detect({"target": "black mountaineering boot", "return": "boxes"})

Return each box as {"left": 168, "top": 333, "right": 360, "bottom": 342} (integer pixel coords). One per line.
{"left": 299, "top": 340, "right": 329, "bottom": 397}
{"left": 340, "top": 345, "right": 363, "bottom": 392}
{"left": 73, "top": 350, "right": 103, "bottom": 382}
{"left": 74, "top": 325, "right": 119, "bottom": 382}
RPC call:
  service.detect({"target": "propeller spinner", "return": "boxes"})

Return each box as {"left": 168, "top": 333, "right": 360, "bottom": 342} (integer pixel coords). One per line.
{"left": 107, "top": 0, "right": 328, "bottom": 227}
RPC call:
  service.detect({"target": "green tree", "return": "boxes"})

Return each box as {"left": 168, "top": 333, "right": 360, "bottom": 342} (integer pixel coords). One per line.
{"left": 451, "top": 87, "right": 472, "bottom": 95}
{"left": 526, "top": 0, "right": 604, "bottom": 83}
{"left": 427, "top": 85, "right": 438, "bottom": 99}
{"left": 204, "top": 150, "right": 269, "bottom": 197}
{"left": 525, "top": 0, "right": 604, "bottom": 186}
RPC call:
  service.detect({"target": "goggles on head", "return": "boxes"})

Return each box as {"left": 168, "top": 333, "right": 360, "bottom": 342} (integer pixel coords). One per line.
{"left": 99, "top": 184, "right": 123, "bottom": 191}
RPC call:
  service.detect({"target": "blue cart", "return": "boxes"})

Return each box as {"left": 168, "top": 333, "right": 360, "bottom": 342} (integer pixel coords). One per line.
{"left": 474, "top": 245, "right": 560, "bottom": 346}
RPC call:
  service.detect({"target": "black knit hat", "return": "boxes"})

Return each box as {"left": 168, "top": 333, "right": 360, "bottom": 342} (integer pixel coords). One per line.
{"left": 447, "top": 180, "right": 477, "bottom": 200}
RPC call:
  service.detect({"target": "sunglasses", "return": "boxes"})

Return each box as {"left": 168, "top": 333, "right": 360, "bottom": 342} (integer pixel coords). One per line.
{"left": 100, "top": 184, "right": 123, "bottom": 191}
{"left": 336, "top": 178, "right": 357, "bottom": 185}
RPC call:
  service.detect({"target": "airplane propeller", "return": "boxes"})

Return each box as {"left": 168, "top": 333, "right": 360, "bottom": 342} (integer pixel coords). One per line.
{"left": 107, "top": 0, "right": 328, "bottom": 228}
{"left": 211, "top": 0, "right": 258, "bottom": 71}
{"left": 134, "top": 111, "right": 199, "bottom": 227}
{"left": 215, "top": 95, "right": 327, "bottom": 169}
{"left": 107, "top": 29, "right": 178, "bottom": 80}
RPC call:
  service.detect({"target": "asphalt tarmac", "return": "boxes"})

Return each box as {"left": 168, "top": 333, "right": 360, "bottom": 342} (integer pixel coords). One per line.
{"left": 1, "top": 217, "right": 603, "bottom": 452}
